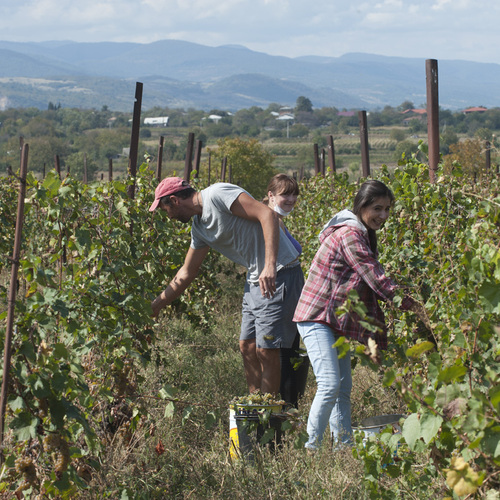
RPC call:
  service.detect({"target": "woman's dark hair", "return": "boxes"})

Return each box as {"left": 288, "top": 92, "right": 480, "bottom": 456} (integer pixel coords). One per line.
{"left": 160, "top": 187, "right": 196, "bottom": 207}
{"left": 352, "top": 180, "right": 394, "bottom": 253}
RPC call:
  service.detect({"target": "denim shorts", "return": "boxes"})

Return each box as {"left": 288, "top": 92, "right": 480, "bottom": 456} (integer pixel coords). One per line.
{"left": 240, "top": 264, "right": 304, "bottom": 349}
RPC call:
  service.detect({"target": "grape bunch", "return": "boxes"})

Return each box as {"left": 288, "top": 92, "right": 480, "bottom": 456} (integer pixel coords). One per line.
{"left": 111, "top": 358, "right": 136, "bottom": 396}
{"left": 230, "top": 390, "right": 285, "bottom": 406}
{"left": 14, "top": 456, "right": 37, "bottom": 494}
{"left": 43, "top": 433, "right": 70, "bottom": 475}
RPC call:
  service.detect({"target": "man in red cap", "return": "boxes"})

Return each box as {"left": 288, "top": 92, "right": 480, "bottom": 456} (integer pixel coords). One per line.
{"left": 149, "top": 177, "right": 302, "bottom": 397}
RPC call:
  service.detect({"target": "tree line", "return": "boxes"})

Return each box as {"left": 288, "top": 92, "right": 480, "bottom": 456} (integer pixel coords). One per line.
{"left": 1, "top": 97, "right": 499, "bottom": 180}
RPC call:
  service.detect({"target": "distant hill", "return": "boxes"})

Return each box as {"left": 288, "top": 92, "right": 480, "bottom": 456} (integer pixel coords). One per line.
{"left": 0, "top": 40, "right": 499, "bottom": 112}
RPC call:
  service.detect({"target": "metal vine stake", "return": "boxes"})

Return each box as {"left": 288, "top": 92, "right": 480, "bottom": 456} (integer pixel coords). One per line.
{"left": 0, "top": 143, "right": 29, "bottom": 461}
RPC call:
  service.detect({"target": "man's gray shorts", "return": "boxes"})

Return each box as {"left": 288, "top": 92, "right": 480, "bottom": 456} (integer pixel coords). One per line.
{"left": 240, "top": 264, "right": 304, "bottom": 349}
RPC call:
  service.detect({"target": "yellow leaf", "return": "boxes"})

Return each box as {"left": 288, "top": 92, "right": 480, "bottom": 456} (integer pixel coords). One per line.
{"left": 444, "top": 457, "right": 481, "bottom": 496}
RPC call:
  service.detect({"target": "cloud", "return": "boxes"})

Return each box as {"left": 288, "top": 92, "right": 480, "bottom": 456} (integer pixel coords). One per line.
{"left": 0, "top": 0, "right": 498, "bottom": 64}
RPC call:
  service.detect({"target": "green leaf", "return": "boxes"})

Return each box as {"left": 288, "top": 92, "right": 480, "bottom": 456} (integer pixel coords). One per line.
{"left": 382, "top": 369, "right": 396, "bottom": 387}
{"left": 482, "top": 428, "right": 500, "bottom": 458}
{"left": 406, "top": 341, "right": 435, "bottom": 358}
{"left": 8, "top": 396, "right": 25, "bottom": 412}
{"left": 420, "top": 412, "right": 443, "bottom": 444}
{"left": 164, "top": 402, "right": 175, "bottom": 419}
{"left": 204, "top": 411, "right": 217, "bottom": 430}
{"left": 490, "top": 385, "right": 500, "bottom": 411}
{"left": 9, "top": 413, "right": 38, "bottom": 440}
{"left": 182, "top": 405, "right": 194, "bottom": 425}
{"left": 438, "top": 365, "right": 468, "bottom": 384}
{"left": 478, "top": 281, "right": 500, "bottom": 313}
{"left": 159, "top": 385, "right": 179, "bottom": 399}
{"left": 402, "top": 413, "right": 421, "bottom": 449}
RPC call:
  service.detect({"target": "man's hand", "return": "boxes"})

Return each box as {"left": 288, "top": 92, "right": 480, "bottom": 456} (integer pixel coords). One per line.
{"left": 258, "top": 264, "right": 277, "bottom": 298}
{"left": 151, "top": 294, "right": 166, "bottom": 318}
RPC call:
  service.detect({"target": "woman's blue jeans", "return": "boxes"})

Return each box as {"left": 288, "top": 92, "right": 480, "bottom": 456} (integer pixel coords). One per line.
{"left": 297, "top": 321, "right": 353, "bottom": 450}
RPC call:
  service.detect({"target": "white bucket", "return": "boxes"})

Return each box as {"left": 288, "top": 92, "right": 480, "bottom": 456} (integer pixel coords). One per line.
{"left": 229, "top": 408, "right": 239, "bottom": 459}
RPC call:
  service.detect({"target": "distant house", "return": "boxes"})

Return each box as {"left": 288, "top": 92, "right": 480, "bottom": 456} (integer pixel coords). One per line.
{"left": 279, "top": 106, "right": 293, "bottom": 116}
{"left": 337, "top": 111, "right": 356, "bottom": 117}
{"left": 208, "top": 114, "right": 222, "bottom": 123}
{"left": 402, "top": 108, "right": 427, "bottom": 126}
{"left": 462, "top": 106, "right": 487, "bottom": 114}
{"left": 144, "top": 116, "right": 169, "bottom": 126}
{"left": 276, "top": 113, "right": 294, "bottom": 121}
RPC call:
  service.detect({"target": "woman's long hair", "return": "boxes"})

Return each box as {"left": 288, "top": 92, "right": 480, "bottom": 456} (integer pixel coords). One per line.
{"left": 352, "top": 180, "right": 394, "bottom": 253}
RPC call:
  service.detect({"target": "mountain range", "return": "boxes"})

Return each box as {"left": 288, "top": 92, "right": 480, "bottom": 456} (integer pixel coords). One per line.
{"left": 1, "top": 39, "right": 500, "bottom": 112}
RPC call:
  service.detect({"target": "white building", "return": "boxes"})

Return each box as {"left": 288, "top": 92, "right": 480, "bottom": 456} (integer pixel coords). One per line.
{"left": 144, "top": 116, "right": 169, "bottom": 127}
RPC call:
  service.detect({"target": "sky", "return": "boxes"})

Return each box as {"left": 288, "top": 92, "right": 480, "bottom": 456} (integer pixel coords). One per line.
{"left": 1, "top": 0, "right": 499, "bottom": 65}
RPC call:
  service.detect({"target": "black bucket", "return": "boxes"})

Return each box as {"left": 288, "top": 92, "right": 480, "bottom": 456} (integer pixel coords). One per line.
{"left": 235, "top": 413, "right": 286, "bottom": 461}
{"left": 280, "top": 351, "right": 310, "bottom": 408}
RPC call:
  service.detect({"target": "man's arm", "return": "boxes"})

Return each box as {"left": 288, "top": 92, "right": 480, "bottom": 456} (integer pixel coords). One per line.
{"left": 151, "top": 245, "right": 210, "bottom": 317}
{"left": 230, "top": 192, "right": 280, "bottom": 297}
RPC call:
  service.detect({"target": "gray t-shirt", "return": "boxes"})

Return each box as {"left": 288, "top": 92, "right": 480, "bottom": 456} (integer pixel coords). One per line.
{"left": 190, "top": 183, "right": 299, "bottom": 283}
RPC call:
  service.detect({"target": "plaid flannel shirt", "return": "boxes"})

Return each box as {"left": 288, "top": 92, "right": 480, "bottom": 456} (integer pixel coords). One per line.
{"left": 293, "top": 223, "right": 411, "bottom": 350}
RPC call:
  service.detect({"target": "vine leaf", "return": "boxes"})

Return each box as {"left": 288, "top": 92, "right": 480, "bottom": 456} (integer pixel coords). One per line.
{"left": 420, "top": 412, "right": 443, "bottom": 444}
{"left": 443, "top": 456, "right": 482, "bottom": 496}
{"left": 406, "top": 341, "right": 435, "bottom": 358}
{"left": 401, "top": 413, "right": 421, "bottom": 449}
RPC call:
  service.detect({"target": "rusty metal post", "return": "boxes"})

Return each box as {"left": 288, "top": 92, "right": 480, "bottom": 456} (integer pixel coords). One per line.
{"left": 183, "top": 132, "right": 195, "bottom": 182}
{"left": 485, "top": 141, "right": 491, "bottom": 171}
{"left": 193, "top": 139, "right": 202, "bottom": 179}
{"left": 327, "top": 135, "right": 336, "bottom": 173}
{"left": 207, "top": 152, "right": 211, "bottom": 185}
{"left": 128, "top": 82, "right": 143, "bottom": 199}
{"left": 221, "top": 157, "right": 227, "bottom": 181}
{"left": 0, "top": 143, "right": 29, "bottom": 453}
{"left": 156, "top": 135, "right": 164, "bottom": 182}
{"left": 83, "top": 153, "right": 88, "bottom": 184}
{"left": 108, "top": 158, "right": 113, "bottom": 182}
{"left": 321, "top": 149, "right": 326, "bottom": 176}
{"left": 426, "top": 59, "right": 439, "bottom": 183}
{"left": 358, "top": 111, "right": 371, "bottom": 178}
{"left": 313, "top": 144, "right": 320, "bottom": 175}
{"left": 55, "top": 155, "right": 61, "bottom": 179}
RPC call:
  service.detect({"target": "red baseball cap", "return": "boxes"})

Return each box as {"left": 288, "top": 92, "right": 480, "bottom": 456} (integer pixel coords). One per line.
{"left": 149, "top": 177, "right": 192, "bottom": 212}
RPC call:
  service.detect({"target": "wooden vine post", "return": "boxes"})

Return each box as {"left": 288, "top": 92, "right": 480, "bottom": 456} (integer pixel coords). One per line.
{"left": 327, "top": 135, "right": 336, "bottom": 173}
{"left": 127, "top": 82, "right": 143, "bottom": 199}
{"left": 156, "top": 135, "right": 164, "bottom": 182}
{"left": 183, "top": 132, "right": 195, "bottom": 182}
{"left": 358, "top": 110, "right": 371, "bottom": 177}
{"left": 0, "top": 143, "right": 29, "bottom": 459}
{"left": 426, "top": 59, "right": 440, "bottom": 183}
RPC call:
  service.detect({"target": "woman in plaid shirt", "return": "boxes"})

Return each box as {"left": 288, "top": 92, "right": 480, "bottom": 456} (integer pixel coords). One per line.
{"left": 293, "top": 180, "right": 417, "bottom": 451}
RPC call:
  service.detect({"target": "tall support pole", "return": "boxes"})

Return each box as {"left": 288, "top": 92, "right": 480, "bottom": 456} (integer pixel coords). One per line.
{"left": 156, "top": 135, "right": 164, "bottom": 182}
{"left": 108, "top": 158, "right": 113, "bottom": 182}
{"left": 313, "top": 144, "right": 321, "bottom": 175}
{"left": 183, "top": 132, "right": 195, "bottom": 182}
{"left": 55, "top": 154, "right": 61, "bottom": 179}
{"left": 0, "top": 143, "right": 29, "bottom": 456}
{"left": 485, "top": 141, "right": 491, "bottom": 172}
{"left": 83, "top": 153, "right": 88, "bottom": 184}
{"left": 221, "top": 157, "right": 227, "bottom": 181}
{"left": 193, "top": 139, "right": 203, "bottom": 179}
{"left": 327, "top": 135, "right": 336, "bottom": 173}
{"left": 207, "top": 152, "right": 211, "bottom": 185}
{"left": 128, "top": 82, "right": 143, "bottom": 199}
{"left": 358, "top": 111, "right": 370, "bottom": 178}
{"left": 426, "top": 59, "right": 439, "bottom": 183}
